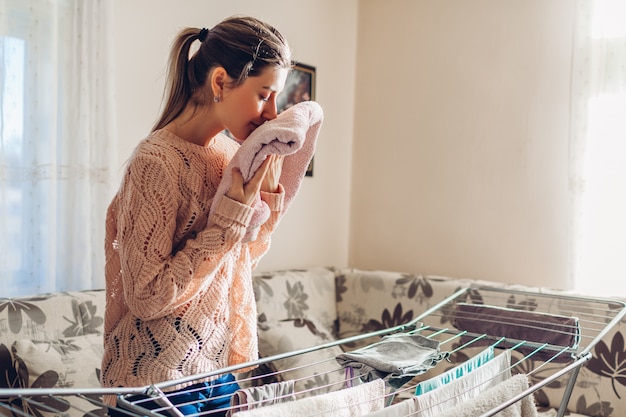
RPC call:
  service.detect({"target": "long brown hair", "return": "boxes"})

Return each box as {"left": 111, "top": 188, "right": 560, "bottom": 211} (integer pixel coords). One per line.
{"left": 152, "top": 16, "right": 292, "bottom": 132}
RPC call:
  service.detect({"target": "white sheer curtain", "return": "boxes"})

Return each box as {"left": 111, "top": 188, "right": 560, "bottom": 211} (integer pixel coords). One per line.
{"left": 0, "top": 0, "right": 116, "bottom": 297}
{"left": 570, "top": 0, "right": 626, "bottom": 296}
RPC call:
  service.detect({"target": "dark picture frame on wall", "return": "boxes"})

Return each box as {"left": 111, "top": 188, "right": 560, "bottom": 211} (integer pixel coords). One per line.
{"left": 277, "top": 62, "right": 316, "bottom": 177}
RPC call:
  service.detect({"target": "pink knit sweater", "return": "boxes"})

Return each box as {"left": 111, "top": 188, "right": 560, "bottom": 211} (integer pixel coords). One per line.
{"left": 101, "top": 130, "right": 284, "bottom": 395}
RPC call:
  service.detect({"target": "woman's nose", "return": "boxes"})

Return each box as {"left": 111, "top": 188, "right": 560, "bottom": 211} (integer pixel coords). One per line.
{"left": 262, "top": 96, "right": 278, "bottom": 120}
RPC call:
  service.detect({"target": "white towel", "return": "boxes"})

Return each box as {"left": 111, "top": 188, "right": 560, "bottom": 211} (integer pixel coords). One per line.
{"left": 361, "top": 395, "right": 417, "bottom": 417}
{"left": 438, "top": 373, "right": 539, "bottom": 417}
{"left": 363, "top": 350, "right": 512, "bottom": 417}
{"left": 412, "top": 349, "right": 512, "bottom": 417}
{"left": 231, "top": 379, "right": 385, "bottom": 417}
{"left": 228, "top": 380, "right": 296, "bottom": 415}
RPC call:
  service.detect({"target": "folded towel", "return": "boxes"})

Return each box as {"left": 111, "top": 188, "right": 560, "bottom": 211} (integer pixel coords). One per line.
{"left": 211, "top": 101, "right": 323, "bottom": 242}
{"left": 228, "top": 380, "right": 296, "bottom": 415}
{"left": 231, "top": 379, "right": 385, "bottom": 417}
{"left": 452, "top": 303, "right": 580, "bottom": 362}
{"left": 437, "top": 373, "right": 539, "bottom": 417}
{"left": 336, "top": 334, "right": 449, "bottom": 389}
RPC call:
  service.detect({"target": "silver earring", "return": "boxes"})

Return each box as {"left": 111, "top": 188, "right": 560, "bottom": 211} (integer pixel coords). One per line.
{"left": 214, "top": 95, "right": 221, "bottom": 103}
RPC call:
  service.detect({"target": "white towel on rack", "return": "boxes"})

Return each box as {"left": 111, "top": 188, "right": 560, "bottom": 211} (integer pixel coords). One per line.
{"left": 230, "top": 379, "right": 385, "bottom": 417}
{"left": 360, "top": 350, "right": 511, "bottom": 417}
{"left": 413, "top": 349, "right": 512, "bottom": 416}
{"left": 228, "top": 380, "right": 296, "bottom": 415}
{"left": 360, "top": 395, "right": 418, "bottom": 417}
{"left": 362, "top": 350, "right": 512, "bottom": 417}
{"left": 437, "top": 373, "right": 538, "bottom": 417}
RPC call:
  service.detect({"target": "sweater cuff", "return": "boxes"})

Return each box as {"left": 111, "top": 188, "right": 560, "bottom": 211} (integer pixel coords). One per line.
{"left": 214, "top": 196, "right": 255, "bottom": 225}
{"left": 260, "top": 184, "right": 285, "bottom": 212}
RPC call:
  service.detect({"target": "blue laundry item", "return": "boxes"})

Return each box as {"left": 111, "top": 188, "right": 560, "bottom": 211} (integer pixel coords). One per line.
{"left": 336, "top": 333, "right": 449, "bottom": 389}
{"left": 110, "top": 373, "right": 239, "bottom": 417}
{"left": 415, "top": 346, "right": 495, "bottom": 395}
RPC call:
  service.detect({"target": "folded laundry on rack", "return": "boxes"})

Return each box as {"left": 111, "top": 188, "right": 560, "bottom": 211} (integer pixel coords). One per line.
{"left": 452, "top": 303, "right": 580, "bottom": 362}
{"left": 335, "top": 333, "right": 449, "bottom": 389}
{"left": 362, "top": 350, "right": 512, "bottom": 417}
{"left": 228, "top": 380, "right": 296, "bottom": 415}
{"left": 437, "top": 373, "right": 539, "bottom": 417}
{"left": 414, "top": 345, "right": 495, "bottom": 395}
{"left": 230, "top": 379, "right": 385, "bottom": 417}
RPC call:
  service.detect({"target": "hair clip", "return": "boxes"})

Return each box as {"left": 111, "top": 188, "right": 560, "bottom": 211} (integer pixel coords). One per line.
{"left": 252, "top": 39, "right": 264, "bottom": 62}
{"left": 198, "top": 28, "right": 209, "bottom": 43}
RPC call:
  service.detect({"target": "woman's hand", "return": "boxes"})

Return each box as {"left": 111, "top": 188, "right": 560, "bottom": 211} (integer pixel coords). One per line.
{"left": 260, "top": 154, "right": 284, "bottom": 193}
{"left": 226, "top": 155, "right": 283, "bottom": 206}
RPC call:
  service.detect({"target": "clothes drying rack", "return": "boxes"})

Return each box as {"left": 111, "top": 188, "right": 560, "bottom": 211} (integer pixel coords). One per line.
{"left": 1, "top": 285, "right": 624, "bottom": 417}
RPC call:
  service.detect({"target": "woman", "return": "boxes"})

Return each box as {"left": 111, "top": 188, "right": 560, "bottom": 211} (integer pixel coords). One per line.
{"left": 101, "top": 15, "right": 292, "bottom": 416}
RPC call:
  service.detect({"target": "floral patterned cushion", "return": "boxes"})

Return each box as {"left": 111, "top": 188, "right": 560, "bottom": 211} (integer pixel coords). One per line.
{"left": 10, "top": 334, "right": 106, "bottom": 417}
{"left": 254, "top": 317, "right": 345, "bottom": 398}
{"left": 335, "top": 268, "right": 475, "bottom": 349}
{"left": 0, "top": 290, "right": 105, "bottom": 417}
{"left": 254, "top": 267, "right": 338, "bottom": 337}
{"left": 70, "top": 289, "right": 105, "bottom": 335}
{"left": 247, "top": 268, "right": 345, "bottom": 398}
{"left": 0, "top": 292, "right": 102, "bottom": 344}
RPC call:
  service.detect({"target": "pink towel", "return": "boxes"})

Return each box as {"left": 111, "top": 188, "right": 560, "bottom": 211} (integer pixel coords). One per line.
{"left": 211, "top": 101, "right": 324, "bottom": 241}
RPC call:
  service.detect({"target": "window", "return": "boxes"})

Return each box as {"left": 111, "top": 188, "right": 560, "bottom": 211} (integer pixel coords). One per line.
{"left": 1, "top": 36, "right": 26, "bottom": 285}
{"left": 572, "top": 0, "right": 626, "bottom": 296}
{"left": 0, "top": 0, "right": 115, "bottom": 297}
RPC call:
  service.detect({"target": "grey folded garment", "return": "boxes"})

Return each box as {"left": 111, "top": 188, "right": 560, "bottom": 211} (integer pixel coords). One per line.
{"left": 228, "top": 380, "right": 296, "bottom": 415}
{"left": 336, "top": 333, "right": 449, "bottom": 388}
{"left": 452, "top": 303, "right": 580, "bottom": 362}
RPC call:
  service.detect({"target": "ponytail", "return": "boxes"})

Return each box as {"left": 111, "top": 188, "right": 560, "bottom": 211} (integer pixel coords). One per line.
{"left": 152, "top": 28, "right": 204, "bottom": 131}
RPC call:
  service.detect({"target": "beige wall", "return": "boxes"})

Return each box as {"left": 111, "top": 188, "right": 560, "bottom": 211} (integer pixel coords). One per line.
{"left": 111, "top": 0, "right": 358, "bottom": 271}
{"left": 112, "top": 1, "right": 578, "bottom": 289}
{"left": 351, "top": 0, "right": 576, "bottom": 288}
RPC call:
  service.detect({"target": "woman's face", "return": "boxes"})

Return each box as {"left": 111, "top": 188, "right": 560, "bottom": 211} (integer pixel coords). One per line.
{"left": 220, "top": 66, "right": 289, "bottom": 141}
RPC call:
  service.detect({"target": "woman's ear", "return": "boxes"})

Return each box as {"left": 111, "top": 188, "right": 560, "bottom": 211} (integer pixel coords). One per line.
{"left": 210, "top": 66, "right": 227, "bottom": 98}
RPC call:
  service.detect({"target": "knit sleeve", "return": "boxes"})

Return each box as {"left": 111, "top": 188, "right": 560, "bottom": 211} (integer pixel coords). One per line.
{"left": 116, "top": 153, "right": 254, "bottom": 320}
{"left": 247, "top": 186, "right": 285, "bottom": 267}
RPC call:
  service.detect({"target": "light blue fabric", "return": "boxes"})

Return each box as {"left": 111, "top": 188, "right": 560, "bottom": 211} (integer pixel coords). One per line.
{"left": 415, "top": 346, "right": 495, "bottom": 395}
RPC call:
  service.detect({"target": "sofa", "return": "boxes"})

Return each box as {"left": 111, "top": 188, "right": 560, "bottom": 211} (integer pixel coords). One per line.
{"left": 0, "top": 266, "right": 624, "bottom": 417}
